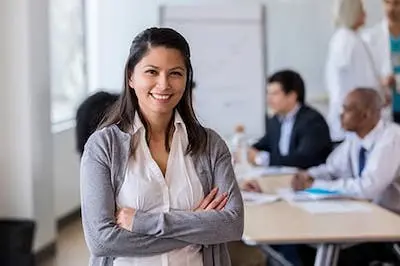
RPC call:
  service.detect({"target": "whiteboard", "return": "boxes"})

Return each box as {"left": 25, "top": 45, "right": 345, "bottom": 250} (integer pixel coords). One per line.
{"left": 160, "top": 4, "right": 266, "bottom": 139}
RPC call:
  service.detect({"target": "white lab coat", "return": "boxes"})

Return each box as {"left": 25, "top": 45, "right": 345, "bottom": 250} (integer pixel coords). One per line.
{"left": 362, "top": 19, "right": 394, "bottom": 121}
{"left": 362, "top": 20, "right": 393, "bottom": 81}
{"left": 325, "top": 27, "right": 380, "bottom": 142}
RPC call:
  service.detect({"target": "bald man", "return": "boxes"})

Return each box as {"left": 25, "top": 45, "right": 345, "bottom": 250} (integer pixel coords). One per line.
{"left": 289, "top": 89, "right": 400, "bottom": 266}
{"left": 290, "top": 88, "right": 400, "bottom": 210}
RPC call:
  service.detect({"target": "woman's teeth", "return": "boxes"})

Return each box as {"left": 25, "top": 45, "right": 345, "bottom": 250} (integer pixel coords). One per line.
{"left": 151, "top": 93, "right": 171, "bottom": 100}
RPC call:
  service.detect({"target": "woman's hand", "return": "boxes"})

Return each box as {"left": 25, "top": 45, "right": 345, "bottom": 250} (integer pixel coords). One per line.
{"left": 116, "top": 207, "right": 136, "bottom": 231}
{"left": 241, "top": 180, "right": 262, "bottom": 193}
{"left": 194, "top": 187, "right": 228, "bottom": 211}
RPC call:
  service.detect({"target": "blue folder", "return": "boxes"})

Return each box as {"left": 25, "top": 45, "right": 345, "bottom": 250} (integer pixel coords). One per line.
{"left": 303, "top": 188, "right": 341, "bottom": 195}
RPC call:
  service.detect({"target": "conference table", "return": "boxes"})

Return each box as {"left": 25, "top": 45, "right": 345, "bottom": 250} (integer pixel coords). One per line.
{"left": 241, "top": 174, "right": 400, "bottom": 266}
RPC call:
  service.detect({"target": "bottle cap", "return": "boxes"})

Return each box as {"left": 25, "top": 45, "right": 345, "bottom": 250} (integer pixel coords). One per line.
{"left": 235, "top": 125, "right": 245, "bottom": 133}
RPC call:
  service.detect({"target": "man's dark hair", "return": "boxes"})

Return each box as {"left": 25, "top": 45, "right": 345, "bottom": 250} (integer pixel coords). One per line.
{"left": 76, "top": 91, "right": 119, "bottom": 156}
{"left": 268, "top": 69, "right": 306, "bottom": 104}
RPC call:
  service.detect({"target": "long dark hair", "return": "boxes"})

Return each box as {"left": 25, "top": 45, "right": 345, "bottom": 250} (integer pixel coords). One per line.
{"left": 100, "top": 27, "right": 206, "bottom": 155}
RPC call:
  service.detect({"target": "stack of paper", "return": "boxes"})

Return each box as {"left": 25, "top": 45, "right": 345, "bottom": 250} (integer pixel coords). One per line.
{"left": 241, "top": 191, "right": 280, "bottom": 205}
{"left": 236, "top": 166, "right": 297, "bottom": 180}
{"left": 264, "top": 166, "right": 298, "bottom": 176}
{"left": 277, "top": 188, "right": 352, "bottom": 202}
{"left": 294, "top": 201, "right": 371, "bottom": 214}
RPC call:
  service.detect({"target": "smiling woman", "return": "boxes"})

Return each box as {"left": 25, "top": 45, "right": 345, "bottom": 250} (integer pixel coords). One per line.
{"left": 80, "top": 27, "right": 244, "bottom": 266}
{"left": 129, "top": 47, "right": 187, "bottom": 121}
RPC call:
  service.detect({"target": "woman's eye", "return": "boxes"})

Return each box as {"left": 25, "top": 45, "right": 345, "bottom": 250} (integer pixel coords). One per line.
{"left": 171, "top": 71, "right": 183, "bottom": 76}
{"left": 146, "top": 70, "right": 157, "bottom": 75}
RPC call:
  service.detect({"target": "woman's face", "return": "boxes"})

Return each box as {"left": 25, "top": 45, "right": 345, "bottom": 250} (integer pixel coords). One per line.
{"left": 356, "top": 5, "right": 366, "bottom": 29}
{"left": 128, "top": 46, "right": 187, "bottom": 117}
{"left": 384, "top": 0, "right": 400, "bottom": 23}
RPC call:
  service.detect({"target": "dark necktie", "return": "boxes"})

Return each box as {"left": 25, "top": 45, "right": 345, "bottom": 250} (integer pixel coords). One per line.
{"left": 358, "top": 146, "right": 367, "bottom": 177}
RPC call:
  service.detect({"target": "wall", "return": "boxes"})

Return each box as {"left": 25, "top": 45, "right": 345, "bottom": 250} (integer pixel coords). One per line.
{"left": 53, "top": 128, "right": 81, "bottom": 219}
{"left": 85, "top": 0, "right": 384, "bottom": 102}
{"left": 0, "top": 0, "right": 55, "bottom": 252}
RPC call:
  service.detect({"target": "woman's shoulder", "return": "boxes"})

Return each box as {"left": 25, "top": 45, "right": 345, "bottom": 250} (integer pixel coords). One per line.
{"left": 362, "top": 21, "right": 385, "bottom": 42}
{"left": 84, "top": 124, "right": 130, "bottom": 152}
{"left": 203, "top": 127, "right": 223, "bottom": 144}
{"left": 330, "top": 28, "right": 358, "bottom": 50}
{"left": 328, "top": 29, "right": 360, "bottom": 67}
{"left": 202, "top": 127, "right": 230, "bottom": 156}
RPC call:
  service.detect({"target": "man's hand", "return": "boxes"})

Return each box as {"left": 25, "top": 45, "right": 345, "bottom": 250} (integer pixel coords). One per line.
{"left": 381, "top": 75, "right": 395, "bottom": 106}
{"left": 194, "top": 187, "right": 228, "bottom": 211}
{"left": 116, "top": 207, "right": 136, "bottom": 231}
{"left": 383, "top": 87, "right": 392, "bottom": 107}
{"left": 291, "top": 171, "right": 314, "bottom": 191}
{"left": 382, "top": 75, "right": 395, "bottom": 88}
{"left": 247, "top": 148, "right": 259, "bottom": 165}
{"left": 241, "top": 180, "right": 262, "bottom": 193}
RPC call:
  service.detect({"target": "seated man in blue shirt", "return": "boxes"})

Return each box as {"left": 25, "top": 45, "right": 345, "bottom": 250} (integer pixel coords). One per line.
{"left": 247, "top": 70, "right": 332, "bottom": 170}
{"left": 292, "top": 88, "right": 400, "bottom": 265}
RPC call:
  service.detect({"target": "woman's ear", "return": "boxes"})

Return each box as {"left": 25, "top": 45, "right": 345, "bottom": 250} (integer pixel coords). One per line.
{"left": 128, "top": 74, "right": 134, "bottom": 89}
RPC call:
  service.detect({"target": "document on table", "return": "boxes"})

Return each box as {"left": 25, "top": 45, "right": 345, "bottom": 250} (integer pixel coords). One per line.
{"left": 277, "top": 188, "right": 353, "bottom": 202}
{"left": 241, "top": 191, "right": 280, "bottom": 205}
{"left": 237, "top": 166, "right": 297, "bottom": 180}
{"left": 293, "top": 201, "right": 371, "bottom": 214}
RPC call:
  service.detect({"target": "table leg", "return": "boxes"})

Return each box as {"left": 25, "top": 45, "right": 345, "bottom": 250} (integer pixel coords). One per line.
{"left": 314, "top": 244, "right": 340, "bottom": 266}
{"left": 259, "top": 245, "right": 293, "bottom": 266}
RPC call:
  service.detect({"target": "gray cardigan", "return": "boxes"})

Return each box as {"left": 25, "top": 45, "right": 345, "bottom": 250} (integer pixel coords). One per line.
{"left": 80, "top": 124, "right": 244, "bottom": 266}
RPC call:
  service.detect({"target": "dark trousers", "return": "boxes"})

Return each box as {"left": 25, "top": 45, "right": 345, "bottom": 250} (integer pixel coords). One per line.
{"left": 268, "top": 245, "right": 316, "bottom": 266}
{"left": 295, "top": 243, "right": 400, "bottom": 266}
{"left": 394, "top": 112, "right": 400, "bottom": 124}
{"left": 270, "top": 245, "right": 302, "bottom": 266}
{"left": 338, "top": 243, "right": 399, "bottom": 265}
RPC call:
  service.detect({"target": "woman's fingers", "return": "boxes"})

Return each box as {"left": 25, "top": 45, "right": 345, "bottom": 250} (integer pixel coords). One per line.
{"left": 205, "top": 192, "right": 228, "bottom": 211}
{"left": 197, "top": 187, "right": 219, "bottom": 210}
{"left": 195, "top": 188, "right": 230, "bottom": 211}
{"left": 215, "top": 196, "right": 228, "bottom": 211}
{"left": 115, "top": 207, "right": 135, "bottom": 231}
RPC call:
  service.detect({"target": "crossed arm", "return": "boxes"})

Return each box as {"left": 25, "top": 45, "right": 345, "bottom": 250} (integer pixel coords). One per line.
{"left": 80, "top": 137, "right": 244, "bottom": 257}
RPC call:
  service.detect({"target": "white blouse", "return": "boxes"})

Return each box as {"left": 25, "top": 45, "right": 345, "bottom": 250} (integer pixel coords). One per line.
{"left": 113, "top": 112, "right": 204, "bottom": 266}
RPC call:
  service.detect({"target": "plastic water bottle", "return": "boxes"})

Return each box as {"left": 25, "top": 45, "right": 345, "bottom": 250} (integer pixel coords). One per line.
{"left": 231, "top": 125, "right": 248, "bottom": 165}
{"left": 231, "top": 125, "right": 251, "bottom": 180}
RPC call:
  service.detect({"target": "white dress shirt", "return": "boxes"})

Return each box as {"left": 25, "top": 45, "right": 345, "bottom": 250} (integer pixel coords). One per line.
{"left": 308, "top": 120, "right": 400, "bottom": 213}
{"left": 255, "top": 104, "right": 300, "bottom": 166}
{"left": 114, "top": 112, "right": 204, "bottom": 266}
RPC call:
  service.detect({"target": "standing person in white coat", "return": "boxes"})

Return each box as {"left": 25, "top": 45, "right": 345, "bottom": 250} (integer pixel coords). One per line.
{"left": 325, "top": 0, "right": 384, "bottom": 144}
{"left": 363, "top": 0, "right": 400, "bottom": 124}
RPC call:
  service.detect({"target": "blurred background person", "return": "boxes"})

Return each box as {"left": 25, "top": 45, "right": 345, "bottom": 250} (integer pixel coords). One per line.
{"left": 325, "top": 0, "right": 383, "bottom": 144}
{"left": 75, "top": 91, "right": 119, "bottom": 157}
{"left": 248, "top": 70, "right": 332, "bottom": 170}
{"left": 364, "top": 0, "right": 400, "bottom": 124}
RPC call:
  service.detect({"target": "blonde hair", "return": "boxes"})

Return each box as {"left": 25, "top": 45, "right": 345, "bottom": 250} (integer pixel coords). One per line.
{"left": 333, "top": 0, "right": 364, "bottom": 28}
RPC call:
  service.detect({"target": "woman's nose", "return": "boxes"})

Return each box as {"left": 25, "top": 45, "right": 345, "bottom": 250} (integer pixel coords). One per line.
{"left": 157, "top": 73, "right": 170, "bottom": 90}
